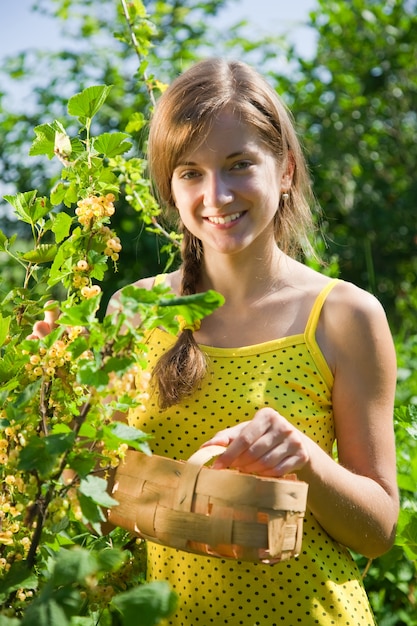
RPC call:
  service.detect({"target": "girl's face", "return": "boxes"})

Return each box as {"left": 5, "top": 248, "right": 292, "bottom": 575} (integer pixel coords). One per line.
{"left": 171, "top": 110, "right": 292, "bottom": 258}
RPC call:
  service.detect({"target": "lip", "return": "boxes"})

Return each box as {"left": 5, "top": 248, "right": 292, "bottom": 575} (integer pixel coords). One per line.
{"left": 205, "top": 211, "right": 245, "bottom": 225}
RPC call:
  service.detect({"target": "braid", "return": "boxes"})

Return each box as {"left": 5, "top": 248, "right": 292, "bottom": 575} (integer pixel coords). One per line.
{"left": 152, "top": 228, "right": 208, "bottom": 409}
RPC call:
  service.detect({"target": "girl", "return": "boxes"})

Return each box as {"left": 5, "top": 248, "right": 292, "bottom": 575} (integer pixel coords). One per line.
{"left": 125, "top": 58, "right": 398, "bottom": 625}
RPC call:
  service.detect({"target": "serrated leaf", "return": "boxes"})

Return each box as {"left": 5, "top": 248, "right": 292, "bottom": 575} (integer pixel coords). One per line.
{"left": 94, "top": 132, "right": 132, "bottom": 157}
{"left": 4, "top": 191, "right": 38, "bottom": 224}
{"left": 51, "top": 211, "right": 73, "bottom": 243}
{"left": 68, "top": 85, "right": 113, "bottom": 121}
{"left": 21, "top": 244, "right": 57, "bottom": 263}
{"left": 30, "top": 123, "right": 57, "bottom": 159}
{"left": 59, "top": 297, "right": 100, "bottom": 326}
{"left": 79, "top": 475, "right": 118, "bottom": 507}
{"left": 125, "top": 111, "right": 146, "bottom": 133}
{"left": 107, "top": 421, "right": 151, "bottom": 449}
{"left": 111, "top": 581, "right": 177, "bottom": 626}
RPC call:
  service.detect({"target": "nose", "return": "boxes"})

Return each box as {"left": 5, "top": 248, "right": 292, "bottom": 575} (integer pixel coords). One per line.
{"left": 203, "top": 171, "right": 234, "bottom": 209}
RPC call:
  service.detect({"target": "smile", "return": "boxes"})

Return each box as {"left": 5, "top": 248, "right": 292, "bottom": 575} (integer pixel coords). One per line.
{"left": 206, "top": 212, "right": 243, "bottom": 225}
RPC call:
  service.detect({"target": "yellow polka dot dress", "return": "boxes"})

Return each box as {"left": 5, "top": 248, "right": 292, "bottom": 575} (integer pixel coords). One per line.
{"left": 128, "top": 279, "right": 376, "bottom": 625}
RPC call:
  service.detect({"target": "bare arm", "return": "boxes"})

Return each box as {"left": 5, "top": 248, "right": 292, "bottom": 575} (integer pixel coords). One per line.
{"left": 204, "top": 282, "right": 399, "bottom": 558}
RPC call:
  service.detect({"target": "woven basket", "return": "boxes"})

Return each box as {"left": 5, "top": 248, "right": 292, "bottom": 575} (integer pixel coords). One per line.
{"left": 108, "top": 445, "right": 308, "bottom": 564}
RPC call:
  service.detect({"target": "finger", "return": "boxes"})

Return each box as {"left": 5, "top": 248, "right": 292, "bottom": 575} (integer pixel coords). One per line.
{"left": 31, "top": 320, "right": 53, "bottom": 339}
{"left": 213, "top": 411, "right": 279, "bottom": 469}
{"left": 202, "top": 422, "right": 247, "bottom": 449}
{"left": 238, "top": 433, "right": 310, "bottom": 477}
{"left": 44, "top": 300, "right": 60, "bottom": 328}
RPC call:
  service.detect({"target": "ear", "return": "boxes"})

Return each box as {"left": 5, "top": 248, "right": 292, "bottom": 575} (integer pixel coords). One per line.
{"left": 281, "top": 151, "right": 295, "bottom": 191}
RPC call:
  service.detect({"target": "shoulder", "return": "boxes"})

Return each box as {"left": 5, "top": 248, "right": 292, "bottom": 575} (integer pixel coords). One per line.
{"left": 318, "top": 279, "right": 395, "bottom": 372}
{"left": 326, "top": 279, "right": 389, "bottom": 326}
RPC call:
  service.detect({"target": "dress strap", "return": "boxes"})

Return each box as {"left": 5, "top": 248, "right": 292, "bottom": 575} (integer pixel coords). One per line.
{"left": 304, "top": 278, "right": 340, "bottom": 389}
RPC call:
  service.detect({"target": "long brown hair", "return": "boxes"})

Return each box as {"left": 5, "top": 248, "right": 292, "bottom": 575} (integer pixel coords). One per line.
{"left": 148, "top": 58, "right": 315, "bottom": 409}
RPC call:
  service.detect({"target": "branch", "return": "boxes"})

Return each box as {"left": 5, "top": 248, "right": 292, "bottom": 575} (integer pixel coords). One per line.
{"left": 119, "top": 0, "right": 157, "bottom": 107}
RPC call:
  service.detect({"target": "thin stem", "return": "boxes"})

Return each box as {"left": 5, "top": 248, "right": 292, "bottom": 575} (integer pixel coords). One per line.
{"left": 119, "top": 0, "right": 157, "bottom": 107}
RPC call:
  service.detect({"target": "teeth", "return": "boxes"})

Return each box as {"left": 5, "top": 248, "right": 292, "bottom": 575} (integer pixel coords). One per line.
{"left": 207, "top": 212, "right": 242, "bottom": 225}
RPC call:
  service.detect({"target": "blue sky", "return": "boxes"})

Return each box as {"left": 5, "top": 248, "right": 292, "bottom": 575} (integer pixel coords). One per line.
{"left": 0, "top": 0, "right": 317, "bottom": 59}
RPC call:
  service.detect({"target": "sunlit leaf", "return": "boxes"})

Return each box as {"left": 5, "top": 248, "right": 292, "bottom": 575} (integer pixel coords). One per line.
{"left": 21, "top": 244, "right": 57, "bottom": 263}
{"left": 79, "top": 475, "right": 118, "bottom": 508}
{"left": 0, "top": 314, "right": 11, "bottom": 348}
{"left": 68, "top": 85, "right": 113, "bottom": 121}
{"left": 51, "top": 211, "right": 73, "bottom": 243}
{"left": 94, "top": 132, "right": 132, "bottom": 157}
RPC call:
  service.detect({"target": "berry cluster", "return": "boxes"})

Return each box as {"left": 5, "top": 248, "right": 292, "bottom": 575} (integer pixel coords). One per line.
{"left": 24, "top": 331, "right": 81, "bottom": 381}
{"left": 75, "top": 193, "right": 116, "bottom": 228}
{"left": 71, "top": 194, "right": 122, "bottom": 300}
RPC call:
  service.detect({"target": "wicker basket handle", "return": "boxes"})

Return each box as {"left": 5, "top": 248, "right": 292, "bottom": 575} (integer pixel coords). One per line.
{"left": 174, "top": 445, "right": 227, "bottom": 513}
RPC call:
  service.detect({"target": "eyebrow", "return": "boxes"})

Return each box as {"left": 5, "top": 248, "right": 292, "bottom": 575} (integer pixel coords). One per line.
{"left": 175, "top": 150, "right": 255, "bottom": 167}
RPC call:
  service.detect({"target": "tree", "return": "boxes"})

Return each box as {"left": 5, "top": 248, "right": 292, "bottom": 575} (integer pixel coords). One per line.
{"left": 277, "top": 0, "right": 417, "bottom": 334}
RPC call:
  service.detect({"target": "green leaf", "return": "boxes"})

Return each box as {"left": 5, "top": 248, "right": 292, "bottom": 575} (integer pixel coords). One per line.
{"left": 77, "top": 492, "right": 106, "bottom": 530}
{"left": 395, "top": 508, "right": 417, "bottom": 559}
{"left": 77, "top": 360, "right": 109, "bottom": 388}
{"left": 4, "top": 190, "right": 38, "bottom": 224}
{"left": 94, "top": 132, "right": 132, "bottom": 157}
{"left": 0, "top": 228, "right": 8, "bottom": 251}
{"left": 30, "top": 123, "right": 57, "bottom": 159}
{"left": 78, "top": 475, "right": 118, "bottom": 508}
{"left": 21, "top": 597, "right": 70, "bottom": 626}
{"left": 18, "top": 432, "right": 75, "bottom": 475}
{"left": 59, "top": 297, "right": 101, "bottom": 326}
{"left": 111, "top": 581, "right": 177, "bottom": 626}
{"left": 68, "top": 85, "right": 113, "bottom": 121}
{"left": 105, "top": 421, "right": 152, "bottom": 454}
{"left": 5, "top": 380, "right": 41, "bottom": 422}
{"left": 67, "top": 451, "right": 96, "bottom": 478}
{"left": 0, "top": 561, "right": 38, "bottom": 597}
{"left": 96, "top": 548, "right": 126, "bottom": 573}
{"left": 0, "top": 616, "right": 21, "bottom": 626}
{"left": 50, "top": 183, "right": 69, "bottom": 207}
{"left": 52, "top": 547, "right": 97, "bottom": 587}
{"left": 125, "top": 111, "right": 147, "bottom": 134}
{"left": 103, "top": 356, "right": 133, "bottom": 376}
{"left": 0, "top": 314, "right": 11, "bottom": 348}
{"left": 51, "top": 211, "right": 73, "bottom": 243}
{"left": 21, "top": 244, "right": 58, "bottom": 263}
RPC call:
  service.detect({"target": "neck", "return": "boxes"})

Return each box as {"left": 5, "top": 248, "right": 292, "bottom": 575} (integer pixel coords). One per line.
{"left": 198, "top": 245, "right": 290, "bottom": 303}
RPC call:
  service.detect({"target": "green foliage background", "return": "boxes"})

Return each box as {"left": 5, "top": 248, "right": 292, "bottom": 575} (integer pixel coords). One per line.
{"left": 0, "top": 0, "right": 416, "bottom": 624}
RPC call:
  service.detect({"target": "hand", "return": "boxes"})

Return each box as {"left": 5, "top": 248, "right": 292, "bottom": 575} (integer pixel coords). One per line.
{"left": 202, "top": 407, "right": 311, "bottom": 477}
{"left": 26, "top": 301, "right": 60, "bottom": 339}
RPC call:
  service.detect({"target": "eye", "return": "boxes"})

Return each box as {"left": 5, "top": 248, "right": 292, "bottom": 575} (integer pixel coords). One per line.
{"left": 231, "top": 160, "right": 252, "bottom": 171}
{"left": 177, "top": 169, "right": 200, "bottom": 180}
